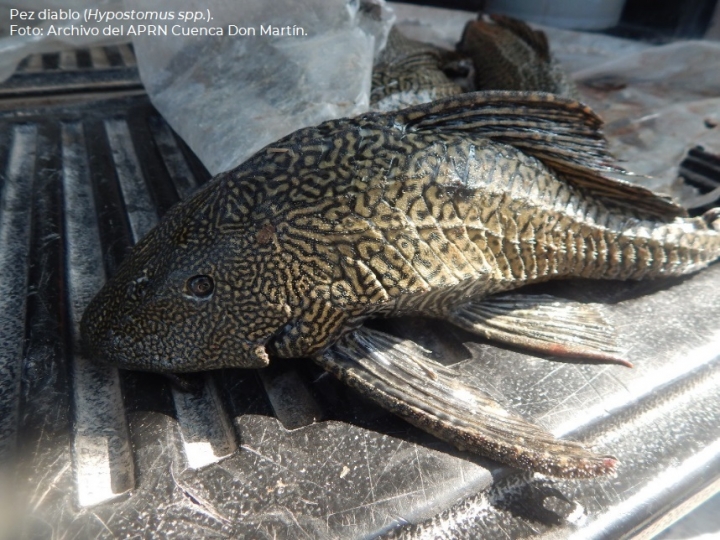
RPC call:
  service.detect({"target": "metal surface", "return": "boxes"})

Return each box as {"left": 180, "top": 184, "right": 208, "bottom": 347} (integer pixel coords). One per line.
{"left": 0, "top": 44, "right": 141, "bottom": 99}
{"left": 680, "top": 146, "right": 720, "bottom": 214}
{"left": 0, "top": 49, "right": 719, "bottom": 540}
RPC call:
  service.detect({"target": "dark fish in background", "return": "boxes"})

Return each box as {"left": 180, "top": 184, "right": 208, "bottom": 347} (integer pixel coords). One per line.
{"left": 370, "top": 27, "right": 468, "bottom": 111}
{"left": 458, "top": 14, "right": 580, "bottom": 99}
{"left": 81, "top": 91, "right": 720, "bottom": 479}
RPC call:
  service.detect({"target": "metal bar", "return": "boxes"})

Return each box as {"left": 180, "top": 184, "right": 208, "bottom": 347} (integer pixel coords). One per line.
{"left": 59, "top": 50, "right": 78, "bottom": 71}
{"left": 89, "top": 47, "right": 110, "bottom": 69}
{"left": 62, "top": 121, "right": 134, "bottom": 507}
{"left": 23, "top": 55, "right": 43, "bottom": 72}
{"left": 258, "top": 369, "right": 323, "bottom": 430}
{"left": 0, "top": 124, "right": 37, "bottom": 460}
{"left": 172, "top": 374, "right": 238, "bottom": 469}
{"left": 148, "top": 116, "right": 199, "bottom": 200}
{"left": 104, "top": 117, "right": 238, "bottom": 469}
{"left": 116, "top": 44, "right": 136, "bottom": 67}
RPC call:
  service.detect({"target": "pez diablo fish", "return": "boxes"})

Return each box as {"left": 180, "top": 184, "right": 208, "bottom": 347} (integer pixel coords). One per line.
{"left": 81, "top": 91, "right": 720, "bottom": 478}
{"left": 370, "top": 27, "right": 465, "bottom": 112}
{"left": 458, "top": 14, "right": 580, "bottom": 99}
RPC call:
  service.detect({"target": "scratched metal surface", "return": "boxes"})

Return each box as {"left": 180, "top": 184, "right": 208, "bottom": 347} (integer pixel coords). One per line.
{"left": 1, "top": 48, "right": 720, "bottom": 540}
{"left": 0, "top": 44, "right": 141, "bottom": 99}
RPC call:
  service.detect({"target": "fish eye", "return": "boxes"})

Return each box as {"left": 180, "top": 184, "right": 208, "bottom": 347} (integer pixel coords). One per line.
{"left": 187, "top": 275, "right": 214, "bottom": 299}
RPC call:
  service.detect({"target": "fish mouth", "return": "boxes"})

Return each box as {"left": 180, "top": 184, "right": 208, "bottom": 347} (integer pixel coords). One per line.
{"left": 78, "top": 311, "right": 155, "bottom": 370}
{"left": 79, "top": 325, "right": 131, "bottom": 367}
{"left": 80, "top": 325, "right": 235, "bottom": 373}
{"left": 79, "top": 298, "right": 168, "bottom": 371}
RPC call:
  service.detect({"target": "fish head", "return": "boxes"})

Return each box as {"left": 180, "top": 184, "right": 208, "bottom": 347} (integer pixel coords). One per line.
{"left": 80, "top": 176, "right": 291, "bottom": 373}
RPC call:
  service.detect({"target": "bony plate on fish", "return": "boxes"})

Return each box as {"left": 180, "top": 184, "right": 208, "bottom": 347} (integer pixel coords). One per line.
{"left": 81, "top": 90, "right": 720, "bottom": 479}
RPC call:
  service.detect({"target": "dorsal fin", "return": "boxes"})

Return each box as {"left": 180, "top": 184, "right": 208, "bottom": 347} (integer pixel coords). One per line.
{"left": 489, "top": 14, "right": 551, "bottom": 61}
{"left": 393, "top": 91, "right": 686, "bottom": 218}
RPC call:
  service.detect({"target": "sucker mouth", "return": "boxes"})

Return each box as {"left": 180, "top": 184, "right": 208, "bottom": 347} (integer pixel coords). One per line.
{"left": 80, "top": 317, "right": 148, "bottom": 368}
{"left": 80, "top": 338, "right": 124, "bottom": 368}
{"left": 81, "top": 328, "right": 125, "bottom": 366}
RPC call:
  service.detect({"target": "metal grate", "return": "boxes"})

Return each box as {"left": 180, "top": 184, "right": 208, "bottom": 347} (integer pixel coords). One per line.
{"left": 15, "top": 44, "right": 137, "bottom": 73}
{"left": 0, "top": 45, "right": 141, "bottom": 99}
{"left": 680, "top": 146, "right": 720, "bottom": 215}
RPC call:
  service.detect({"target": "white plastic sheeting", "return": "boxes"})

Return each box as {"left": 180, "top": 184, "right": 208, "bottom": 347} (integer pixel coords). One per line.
{"left": 125, "top": 0, "right": 394, "bottom": 175}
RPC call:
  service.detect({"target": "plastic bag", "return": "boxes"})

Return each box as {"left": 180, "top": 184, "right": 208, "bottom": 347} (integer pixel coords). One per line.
{"left": 126, "top": 0, "right": 394, "bottom": 174}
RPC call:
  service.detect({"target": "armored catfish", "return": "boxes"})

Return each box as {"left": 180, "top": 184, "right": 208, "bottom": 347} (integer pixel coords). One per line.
{"left": 370, "top": 27, "right": 465, "bottom": 112}
{"left": 81, "top": 91, "right": 720, "bottom": 478}
{"left": 458, "top": 14, "right": 580, "bottom": 99}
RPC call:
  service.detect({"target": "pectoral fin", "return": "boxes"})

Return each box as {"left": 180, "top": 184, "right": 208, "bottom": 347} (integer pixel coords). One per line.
{"left": 447, "top": 294, "right": 631, "bottom": 366}
{"left": 315, "top": 327, "right": 617, "bottom": 478}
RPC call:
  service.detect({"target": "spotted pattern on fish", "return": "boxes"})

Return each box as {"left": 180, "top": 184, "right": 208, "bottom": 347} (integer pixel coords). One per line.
{"left": 82, "top": 91, "right": 720, "bottom": 373}
{"left": 371, "top": 27, "right": 465, "bottom": 111}
{"left": 459, "top": 14, "right": 580, "bottom": 99}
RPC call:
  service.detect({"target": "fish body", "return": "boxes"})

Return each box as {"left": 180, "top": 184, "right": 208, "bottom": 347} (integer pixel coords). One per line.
{"left": 371, "top": 27, "right": 465, "bottom": 111}
{"left": 81, "top": 92, "right": 720, "bottom": 478}
{"left": 459, "top": 14, "right": 580, "bottom": 98}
